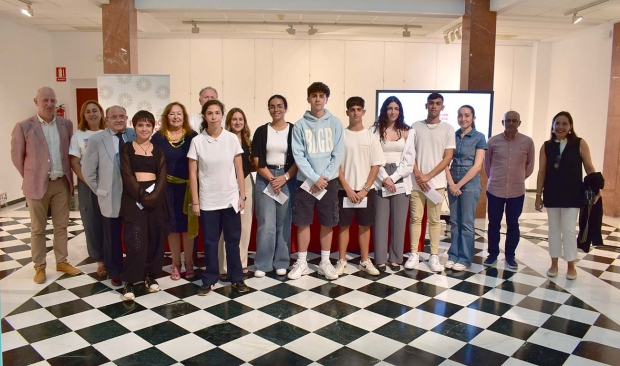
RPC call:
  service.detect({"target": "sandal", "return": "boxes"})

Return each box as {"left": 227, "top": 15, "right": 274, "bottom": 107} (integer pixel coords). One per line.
{"left": 389, "top": 263, "right": 401, "bottom": 271}
{"left": 170, "top": 264, "right": 181, "bottom": 281}
{"left": 219, "top": 274, "right": 228, "bottom": 281}
{"left": 185, "top": 262, "right": 195, "bottom": 280}
{"left": 96, "top": 264, "right": 107, "bottom": 277}
{"left": 242, "top": 268, "right": 249, "bottom": 275}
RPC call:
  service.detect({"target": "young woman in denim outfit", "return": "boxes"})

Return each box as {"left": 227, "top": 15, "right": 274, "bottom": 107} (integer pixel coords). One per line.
{"left": 445, "top": 105, "right": 488, "bottom": 271}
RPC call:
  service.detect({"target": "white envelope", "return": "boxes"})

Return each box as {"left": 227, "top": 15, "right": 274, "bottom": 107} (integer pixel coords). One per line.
{"left": 381, "top": 183, "right": 406, "bottom": 197}
{"left": 263, "top": 185, "right": 289, "bottom": 205}
{"left": 301, "top": 178, "right": 327, "bottom": 200}
{"left": 136, "top": 183, "right": 155, "bottom": 210}
{"left": 343, "top": 197, "right": 368, "bottom": 208}
{"left": 423, "top": 188, "right": 444, "bottom": 205}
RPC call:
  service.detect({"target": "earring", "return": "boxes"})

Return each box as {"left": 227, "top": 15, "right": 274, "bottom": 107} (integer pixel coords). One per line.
{"left": 568, "top": 130, "right": 572, "bottom": 134}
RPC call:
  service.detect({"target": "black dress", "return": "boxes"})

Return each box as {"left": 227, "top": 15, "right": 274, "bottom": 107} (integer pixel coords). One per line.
{"left": 542, "top": 138, "right": 583, "bottom": 208}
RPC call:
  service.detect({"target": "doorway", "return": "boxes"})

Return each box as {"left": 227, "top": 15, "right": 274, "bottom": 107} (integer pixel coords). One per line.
{"left": 75, "top": 88, "right": 98, "bottom": 124}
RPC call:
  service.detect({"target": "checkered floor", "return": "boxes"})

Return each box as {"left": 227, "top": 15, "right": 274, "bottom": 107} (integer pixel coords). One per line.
{"left": 2, "top": 209, "right": 620, "bottom": 366}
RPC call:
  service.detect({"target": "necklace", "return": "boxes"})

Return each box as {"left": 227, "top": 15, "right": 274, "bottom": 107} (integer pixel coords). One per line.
{"left": 165, "top": 129, "right": 186, "bottom": 148}
{"left": 425, "top": 120, "right": 440, "bottom": 130}
{"left": 136, "top": 140, "right": 151, "bottom": 155}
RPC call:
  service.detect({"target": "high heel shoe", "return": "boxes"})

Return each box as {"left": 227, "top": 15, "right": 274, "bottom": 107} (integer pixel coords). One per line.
{"left": 185, "top": 261, "right": 195, "bottom": 280}
{"left": 170, "top": 264, "right": 181, "bottom": 280}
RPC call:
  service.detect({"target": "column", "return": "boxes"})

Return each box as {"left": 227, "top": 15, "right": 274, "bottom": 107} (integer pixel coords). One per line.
{"left": 102, "top": 0, "right": 138, "bottom": 74}
{"left": 602, "top": 23, "right": 620, "bottom": 217}
{"left": 459, "top": 0, "right": 497, "bottom": 218}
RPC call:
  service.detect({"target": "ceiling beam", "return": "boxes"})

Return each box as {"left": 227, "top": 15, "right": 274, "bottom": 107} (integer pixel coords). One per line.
{"left": 134, "top": 0, "right": 465, "bottom": 15}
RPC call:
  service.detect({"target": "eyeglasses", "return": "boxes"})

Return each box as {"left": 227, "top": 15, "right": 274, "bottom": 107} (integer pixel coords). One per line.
{"left": 108, "top": 115, "right": 127, "bottom": 120}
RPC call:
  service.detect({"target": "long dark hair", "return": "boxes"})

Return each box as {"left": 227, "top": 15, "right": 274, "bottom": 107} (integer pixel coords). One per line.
{"left": 200, "top": 99, "right": 225, "bottom": 133}
{"left": 373, "top": 96, "right": 409, "bottom": 142}
{"left": 549, "top": 111, "right": 578, "bottom": 142}
{"left": 458, "top": 105, "right": 476, "bottom": 130}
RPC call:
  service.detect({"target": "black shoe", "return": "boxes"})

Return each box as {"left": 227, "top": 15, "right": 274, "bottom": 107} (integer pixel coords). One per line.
{"left": 232, "top": 280, "right": 250, "bottom": 293}
{"left": 144, "top": 274, "right": 160, "bottom": 293}
{"left": 197, "top": 284, "right": 212, "bottom": 296}
{"left": 376, "top": 265, "right": 387, "bottom": 273}
{"left": 122, "top": 283, "right": 135, "bottom": 301}
{"left": 389, "top": 263, "right": 401, "bottom": 271}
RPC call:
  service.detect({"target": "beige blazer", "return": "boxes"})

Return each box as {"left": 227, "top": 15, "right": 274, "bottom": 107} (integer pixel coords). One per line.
{"left": 11, "top": 115, "right": 74, "bottom": 200}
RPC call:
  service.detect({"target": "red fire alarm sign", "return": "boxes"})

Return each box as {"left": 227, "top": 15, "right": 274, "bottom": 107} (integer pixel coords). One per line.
{"left": 56, "top": 67, "right": 66, "bottom": 82}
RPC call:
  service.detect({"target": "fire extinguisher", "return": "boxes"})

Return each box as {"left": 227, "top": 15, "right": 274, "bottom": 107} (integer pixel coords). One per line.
{"left": 56, "top": 104, "right": 65, "bottom": 119}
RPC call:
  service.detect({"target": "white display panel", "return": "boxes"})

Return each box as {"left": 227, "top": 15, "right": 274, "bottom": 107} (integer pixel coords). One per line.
{"left": 376, "top": 90, "right": 494, "bottom": 140}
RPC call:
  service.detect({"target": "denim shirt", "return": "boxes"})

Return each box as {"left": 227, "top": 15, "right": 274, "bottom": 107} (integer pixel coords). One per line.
{"left": 450, "top": 128, "right": 487, "bottom": 190}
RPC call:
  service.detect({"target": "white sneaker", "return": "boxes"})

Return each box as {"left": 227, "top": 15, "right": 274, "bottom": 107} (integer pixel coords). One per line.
{"left": 429, "top": 254, "right": 444, "bottom": 272}
{"left": 335, "top": 259, "right": 347, "bottom": 275}
{"left": 404, "top": 253, "right": 419, "bottom": 270}
{"left": 276, "top": 268, "right": 287, "bottom": 276}
{"left": 318, "top": 261, "right": 339, "bottom": 280}
{"left": 452, "top": 263, "right": 467, "bottom": 271}
{"left": 254, "top": 270, "right": 266, "bottom": 278}
{"left": 287, "top": 261, "right": 310, "bottom": 280}
{"left": 444, "top": 260, "right": 455, "bottom": 269}
{"left": 359, "top": 259, "right": 380, "bottom": 276}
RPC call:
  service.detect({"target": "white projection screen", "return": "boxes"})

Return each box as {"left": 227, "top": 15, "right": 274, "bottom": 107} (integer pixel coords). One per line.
{"left": 376, "top": 90, "right": 494, "bottom": 140}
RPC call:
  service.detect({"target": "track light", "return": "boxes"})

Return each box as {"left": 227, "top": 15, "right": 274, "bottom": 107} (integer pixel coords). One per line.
{"left": 308, "top": 25, "right": 318, "bottom": 35}
{"left": 572, "top": 13, "right": 583, "bottom": 24}
{"left": 19, "top": 1, "right": 33, "bottom": 17}
{"left": 286, "top": 25, "right": 296, "bottom": 35}
{"left": 191, "top": 22, "right": 199, "bottom": 33}
{"left": 444, "top": 34, "right": 450, "bottom": 44}
{"left": 450, "top": 31, "right": 456, "bottom": 42}
{"left": 402, "top": 27, "right": 410, "bottom": 37}
{"left": 455, "top": 28, "right": 462, "bottom": 40}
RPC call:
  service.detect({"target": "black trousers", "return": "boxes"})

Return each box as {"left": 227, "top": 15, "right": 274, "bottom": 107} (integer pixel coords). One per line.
{"left": 121, "top": 206, "right": 166, "bottom": 284}
{"left": 102, "top": 217, "right": 124, "bottom": 278}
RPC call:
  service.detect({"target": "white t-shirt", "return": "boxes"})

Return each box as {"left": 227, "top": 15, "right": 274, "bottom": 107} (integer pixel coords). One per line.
{"left": 411, "top": 120, "right": 456, "bottom": 190}
{"left": 69, "top": 129, "right": 99, "bottom": 163}
{"left": 190, "top": 112, "right": 225, "bottom": 132}
{"left": 340, "top": 128, "right": 386, "bottom": 191}
{"left": 187, "top": 129, "right": 244, "bottom": 211}
{"left": 266, "top": 124, "right": 289, "bottom": 166}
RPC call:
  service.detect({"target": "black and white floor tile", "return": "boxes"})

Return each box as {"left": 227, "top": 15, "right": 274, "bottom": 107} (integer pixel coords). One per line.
{"left": 2, "top": 202, "right": 620, "bottom": 366}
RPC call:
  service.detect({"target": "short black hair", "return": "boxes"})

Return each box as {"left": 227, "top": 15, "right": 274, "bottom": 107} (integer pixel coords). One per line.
{"left": 307, "top": 82, "right": 330, "bottom": 98}
{"left": 268, "top": 94, "right": 288, "bottom": 110}
{"left": 132, "top": 110, "right": 155, "bottom": 127}
{"left": 346, "top": 96, "right": 365, "bottom": 110}
{"left": 427, "top": 92, "right": 444, "bottom": 102}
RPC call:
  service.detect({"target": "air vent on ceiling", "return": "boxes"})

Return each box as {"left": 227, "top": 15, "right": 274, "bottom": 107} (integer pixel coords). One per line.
{"left": 73, "top": 26, "right": 103, "bottom": 31}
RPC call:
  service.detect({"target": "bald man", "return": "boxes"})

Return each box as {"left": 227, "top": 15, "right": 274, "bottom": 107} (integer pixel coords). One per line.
{"left": 189, "top": 86, "right": 220, "bottom": 132}
{"left": 11, "top": 87, "right": 81, "bottom": 283}
{"left": 483, "top": 111, "right": 535, "bottom": 269}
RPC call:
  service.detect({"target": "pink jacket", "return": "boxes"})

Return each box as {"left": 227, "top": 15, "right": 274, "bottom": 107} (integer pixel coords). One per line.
{"left": 11, "top": 115, "right": 74, "bottom": 200}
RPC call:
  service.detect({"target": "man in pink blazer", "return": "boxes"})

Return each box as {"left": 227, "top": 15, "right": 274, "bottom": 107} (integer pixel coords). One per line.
{"left": 11, "top": 87, "right": 82, "bottom": 284}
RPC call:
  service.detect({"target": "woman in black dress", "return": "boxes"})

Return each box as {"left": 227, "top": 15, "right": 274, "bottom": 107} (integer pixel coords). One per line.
{"left": 152, "top": 102, "right": 198, "bottom": 280}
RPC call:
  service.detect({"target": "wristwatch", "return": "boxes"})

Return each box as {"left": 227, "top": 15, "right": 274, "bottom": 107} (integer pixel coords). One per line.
{"left": 363, "top": 186, "right": 371, "bottom": 192}
{"left": 240, "top": 196, "right": 247, "bottom": 201}
{"left": 284, "top": 173, "right": 290, "bottom": 181}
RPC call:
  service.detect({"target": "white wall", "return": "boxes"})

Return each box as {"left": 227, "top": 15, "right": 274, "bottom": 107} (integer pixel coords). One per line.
{"left": 0, "top": 18, "right": 54, "bottom": 203}
{"left": 545, "top": 25, "right": 613, "bottom": 177}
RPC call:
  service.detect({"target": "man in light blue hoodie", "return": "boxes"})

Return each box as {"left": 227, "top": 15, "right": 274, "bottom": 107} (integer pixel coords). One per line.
{"left": 289, "top": 82, "right": 344, "bottom": 281}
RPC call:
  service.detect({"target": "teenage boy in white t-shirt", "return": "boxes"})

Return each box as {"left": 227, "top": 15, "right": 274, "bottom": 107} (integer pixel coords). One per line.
{"left": 289, "top": 82, "right": 344, "bottom": 281}
{"left": 407, "top": 93, "right": 456, "bottom": 272}
{"left": 335, "top": 97, "right": 385, "bottom": 276}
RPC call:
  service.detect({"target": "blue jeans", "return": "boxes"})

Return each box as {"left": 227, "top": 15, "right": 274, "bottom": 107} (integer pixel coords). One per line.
{"left": 447, "top": 169, "right": 481, "bottom": 266}
{"left": 254, "top": 169, "right": 295, "bottom": 272}
{"left": 200, "top": 208, "right": 243, "bottom": 286}
{"left": 486, "top": 192, "right": 525, "bottom": 260}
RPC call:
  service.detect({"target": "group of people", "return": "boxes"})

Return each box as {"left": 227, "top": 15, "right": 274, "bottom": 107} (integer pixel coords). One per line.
{"left": 10, "top": 84, "right": 599, "bottom": 302}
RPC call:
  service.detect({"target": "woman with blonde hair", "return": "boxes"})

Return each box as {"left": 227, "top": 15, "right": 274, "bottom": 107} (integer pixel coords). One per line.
{"left": 69, "top": 100, "right": 106, "bottom": 277}
{"left": 152, "top": 102, "right": 199, "bottom": 280}
{"left": 218, "top": 108, "right": 254, "bottom": 279}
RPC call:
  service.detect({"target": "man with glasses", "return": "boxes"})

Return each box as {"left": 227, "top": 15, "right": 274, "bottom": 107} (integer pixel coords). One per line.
{"left": 82, "top": 105, "right": 136, "bottom": 286}
{"left": 483, "top": 111, "right": 535, "bottom": 269}
{"left": 11, "top": 87, "right": 82, "bottom": 283}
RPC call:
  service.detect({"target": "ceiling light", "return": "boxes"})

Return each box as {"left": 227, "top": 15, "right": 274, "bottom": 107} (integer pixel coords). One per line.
{"left": 572, "top": 13, "right": 583, "bottom": 24}
{"left": 192, "top": 22, "right": 199, "bottom": 34}
{"left": 444, "top": 34, "right": 450, "bottom": 44}
{"left": 450, "top": 31, "right": 456, "bottom": 42}
{"left": 286, "top": 25, "right": 296, "bottom": 35}
{"left": 308, "top": 25, "right": 318, "bottom": 35}
{"left": 455, "top": 28, "right": 462, "bottom": 40}
{"left": 20, "top": 2, "right": 33, "bottom": 17}
{"left": 402, "top": 27, "right": 410, "bottom": 37}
